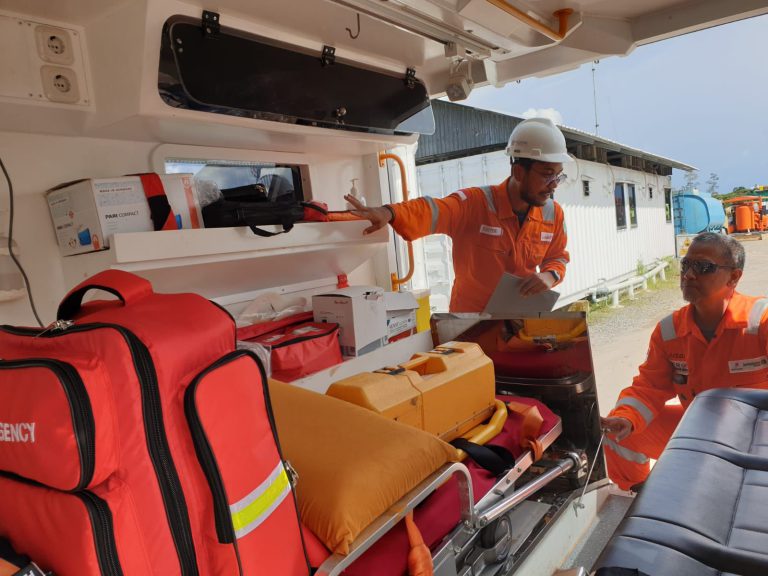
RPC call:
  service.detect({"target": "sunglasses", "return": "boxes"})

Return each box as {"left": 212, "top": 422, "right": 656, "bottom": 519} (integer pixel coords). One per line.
{"left": 680, "top": 258, "right": 735, "bottom": 275}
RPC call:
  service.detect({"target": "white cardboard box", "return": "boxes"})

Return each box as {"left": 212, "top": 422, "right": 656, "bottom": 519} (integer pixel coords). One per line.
{"left": 384, "top": 291, "right": 419, "bottom": 343}
{"left": 47, "top": 174, "right": 203, "bottom": 256}
{"left": 313, "top": 286, "right": 387, "bottom": 357}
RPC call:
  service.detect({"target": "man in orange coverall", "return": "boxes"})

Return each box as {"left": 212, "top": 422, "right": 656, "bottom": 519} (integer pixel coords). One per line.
{"left": 346, "top": 117, "right": 571, "bottom": 312}
{"left": 601, "top": 232, "right": 768, "bottom": 490}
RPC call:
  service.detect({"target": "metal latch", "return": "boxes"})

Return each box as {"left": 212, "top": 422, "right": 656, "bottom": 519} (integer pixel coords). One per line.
{"left": 405, "top": 67, "right": 416, "bottom": 88}
{"left": 321, "top": 45, "right": 336, "bottom": 66}
{"left": 202, "top": 10, "right": 220, "bottom": 37}
{"left": 284, "top": 460, "right": 299, "bottom": 487}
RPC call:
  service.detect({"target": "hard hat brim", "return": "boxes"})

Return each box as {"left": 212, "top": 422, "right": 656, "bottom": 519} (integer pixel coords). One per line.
{"left": 507, "top": 150, "right": 575, "bottom": 164}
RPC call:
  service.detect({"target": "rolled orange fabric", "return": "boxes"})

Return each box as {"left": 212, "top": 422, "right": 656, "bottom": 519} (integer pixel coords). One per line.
{"left": 327, "top": 211, "right": 364, "bottom": 221}
{"left": 507, "top": 401, "right": 545, "bottom": 461}
{"left": 405, "top": 511, "right": 433, "bottom": 576}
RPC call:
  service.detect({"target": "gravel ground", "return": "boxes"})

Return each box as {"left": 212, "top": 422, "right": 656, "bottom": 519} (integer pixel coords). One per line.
{"left": 588, "top": 266, "right": 684, "bottom": 349}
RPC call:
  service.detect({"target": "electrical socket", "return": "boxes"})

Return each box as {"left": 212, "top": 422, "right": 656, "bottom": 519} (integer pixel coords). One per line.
{"left": 40, "top": 65, "right": 80, "bottom": 104}
{"left": 35, "top": 25, "right": 74, "bottom": 65}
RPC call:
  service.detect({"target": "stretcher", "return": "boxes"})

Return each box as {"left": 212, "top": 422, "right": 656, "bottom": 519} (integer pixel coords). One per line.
{"left": 274, "top": 311, "right": 598, "bottom": 576}
{"left": 309, "top": 397, "right": 575, "bottom": 576}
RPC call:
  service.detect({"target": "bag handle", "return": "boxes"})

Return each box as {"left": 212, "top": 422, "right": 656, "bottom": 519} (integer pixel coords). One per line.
{"left": 58, "top": 270, "right": 154, "bottom": 319}
{"left": 238, "top": 207, "right": 295, "bottom": 237}
{"left": 248, "top": 224, "right": 289, "bottom": 237}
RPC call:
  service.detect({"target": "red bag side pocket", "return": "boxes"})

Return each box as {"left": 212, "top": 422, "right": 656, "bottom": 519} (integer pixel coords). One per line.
{"left": 185, "top": 351, "right": 310, "bottom": 576}
{"left": 252, "top": 322, "right": 342, "bottom": 381}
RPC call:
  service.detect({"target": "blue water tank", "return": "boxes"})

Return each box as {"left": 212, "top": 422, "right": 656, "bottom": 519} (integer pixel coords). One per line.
{"left": 673, "top": 191, "right": 725, "bottom": 234}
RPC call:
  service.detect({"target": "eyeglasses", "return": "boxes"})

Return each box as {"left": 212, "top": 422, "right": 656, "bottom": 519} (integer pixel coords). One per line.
{"left": 680, "top": 258, "right": 735, "bottom": 275}
{"left": 531, "top": 169, "right": 567, "bottom": 186}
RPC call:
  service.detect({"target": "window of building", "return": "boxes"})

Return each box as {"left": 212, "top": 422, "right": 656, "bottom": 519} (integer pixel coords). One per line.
{"left": 664, "top": 187, "right": 672, "bottom": 222}
{"left": 628, "top": 184, "right": 637, "bottom": 227}
{"left": 582, "top": 180, "right": 590, "bottom": 197}
{"left": 648, "top": 186, "right": 654, "bottom": 199}
{"left": 615, "top": 183, "right": 627, "bottom": 229}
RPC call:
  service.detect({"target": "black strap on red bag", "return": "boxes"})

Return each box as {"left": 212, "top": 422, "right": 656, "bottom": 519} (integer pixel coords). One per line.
{"left": 138, "top": 173, "right": 179, "bottom": 231}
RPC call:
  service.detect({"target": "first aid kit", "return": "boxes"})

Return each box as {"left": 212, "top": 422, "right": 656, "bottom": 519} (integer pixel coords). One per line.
{"left": 249, "top": 321, "right": 343, "bottom": 382}
{"left": 327, "top": 341, "right": 496, "bottom": 441}
{"left": 0, "top": 270, "right": 310, "bottom": 576}
{"left": 46, "top": 173, "right": 203, "bottom": 256}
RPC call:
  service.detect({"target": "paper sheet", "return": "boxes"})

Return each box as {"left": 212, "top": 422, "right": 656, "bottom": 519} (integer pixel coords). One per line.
{"left": 483, "top": 273, "right": 560, "bottom": 317}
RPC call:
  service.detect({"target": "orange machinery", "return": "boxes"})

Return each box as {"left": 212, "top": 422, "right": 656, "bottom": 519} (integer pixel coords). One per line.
{"left": 724, "top": 196, "right": 768, "bottom": 233}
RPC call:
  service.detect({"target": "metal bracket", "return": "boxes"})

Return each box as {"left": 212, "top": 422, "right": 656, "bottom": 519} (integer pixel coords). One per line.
{"left": 202, "top": 10, "right": 220, "bottom": 37}
{"left": 405, "top": 67, "right": 416, "bottom": 88}
{"left": 321, "top": 45, "right": 336, "bottom": 66}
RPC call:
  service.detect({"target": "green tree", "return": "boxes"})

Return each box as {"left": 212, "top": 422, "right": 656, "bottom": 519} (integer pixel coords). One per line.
{"left": 706, "top": 173, "right": 720, "bottom": 195}
{"left": 684, "top": 170, "right": 700, "bottom": 191}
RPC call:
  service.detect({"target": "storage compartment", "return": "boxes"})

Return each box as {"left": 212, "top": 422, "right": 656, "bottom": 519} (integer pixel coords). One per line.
{"left": 158, "top": 15, "right": 434, "bottom": 136}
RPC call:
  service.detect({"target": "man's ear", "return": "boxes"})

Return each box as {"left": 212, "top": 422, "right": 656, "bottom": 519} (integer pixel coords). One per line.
{"left": 729, "top": 268, "right": 743, "bottom": 287}
{"left": 512, "top": 163, "right": 527, "bottom": 182}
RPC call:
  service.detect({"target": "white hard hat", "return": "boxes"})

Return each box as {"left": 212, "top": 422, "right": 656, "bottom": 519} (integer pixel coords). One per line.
{"left": 505, "top": 118, "right": 572, "bottom": 163}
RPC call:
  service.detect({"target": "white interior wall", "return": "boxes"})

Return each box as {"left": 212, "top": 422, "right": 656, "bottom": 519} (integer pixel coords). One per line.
{"left": 0, "top": 131, "right": 383, "bottom": 326}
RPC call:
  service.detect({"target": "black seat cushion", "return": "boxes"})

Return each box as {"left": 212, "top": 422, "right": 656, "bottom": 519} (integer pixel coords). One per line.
{"left": 595, "top": 388, "right": 768, "bottom": 576}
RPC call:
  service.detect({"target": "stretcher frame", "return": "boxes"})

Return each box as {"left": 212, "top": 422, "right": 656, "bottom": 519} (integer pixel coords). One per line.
{"left": 316, "top": 418, "right": 567, "bottom": 576}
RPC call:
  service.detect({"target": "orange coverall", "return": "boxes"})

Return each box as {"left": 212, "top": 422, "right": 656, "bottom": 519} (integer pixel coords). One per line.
{"left": 605, "top": 292, "right": 768, "bottom": 490}
{"left": 389, "top": 178, "right": 569, "bottom": 312}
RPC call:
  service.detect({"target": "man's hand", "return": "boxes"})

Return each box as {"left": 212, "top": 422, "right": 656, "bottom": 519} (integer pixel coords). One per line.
{"left": 344, "top": 194, "right": 393, "bottom": 235}
{"left": 518, "top": 271, "right": 556, "bottom": 296}
{"left": 600, "top": 416, "right": 633, "bottom": 442}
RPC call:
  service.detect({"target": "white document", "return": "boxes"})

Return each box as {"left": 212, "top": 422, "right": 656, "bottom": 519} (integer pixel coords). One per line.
{"left": 483, "top": 273, "right": 560, "bottom": 317}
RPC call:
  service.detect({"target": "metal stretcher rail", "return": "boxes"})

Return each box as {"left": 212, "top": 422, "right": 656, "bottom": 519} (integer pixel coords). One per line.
{"left": 315, "top": 463, "right": 475, "bottom": 576}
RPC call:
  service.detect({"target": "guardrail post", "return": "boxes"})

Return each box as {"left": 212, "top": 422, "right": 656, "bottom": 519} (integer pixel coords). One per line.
{"left": 611, "top": 289, "right": 620, "bottom": 308}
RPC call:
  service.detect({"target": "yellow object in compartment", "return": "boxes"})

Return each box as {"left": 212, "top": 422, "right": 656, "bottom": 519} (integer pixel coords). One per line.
{"left": 327, "top": 341, "right": 495, "bottom": 442}
{"left": 518, "top": 300, "right": 588, "bottom": 344}
{"left": 413, "top": 289, "right": 431, "bottom": 333}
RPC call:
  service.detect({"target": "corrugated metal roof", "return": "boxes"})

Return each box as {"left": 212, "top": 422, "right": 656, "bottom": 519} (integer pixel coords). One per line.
{"left": 416, "top": 100, "right": 696, "bottom": 172}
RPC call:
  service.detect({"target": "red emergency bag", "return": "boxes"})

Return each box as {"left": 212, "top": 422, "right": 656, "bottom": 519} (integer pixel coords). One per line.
{"left": 0, "top": 270, "right": 310, "bottom": 576}
{"left": 250, "top": 321, "right": 342, "bottom": 382}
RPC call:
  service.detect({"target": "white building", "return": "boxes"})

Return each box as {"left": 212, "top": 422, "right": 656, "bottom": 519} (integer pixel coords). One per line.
{"left": 398, "top": 102, "right": 694, "bottom": 311}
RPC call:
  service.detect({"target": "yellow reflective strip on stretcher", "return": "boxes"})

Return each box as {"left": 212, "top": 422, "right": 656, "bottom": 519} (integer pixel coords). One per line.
{"left": 230, "top": 462, "right": 291, "bottom": 538}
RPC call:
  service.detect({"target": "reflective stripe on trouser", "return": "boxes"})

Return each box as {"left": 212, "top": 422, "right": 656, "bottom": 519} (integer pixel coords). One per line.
{"left": 604, "top": 404, "right": 684, "bottom": 491}
{"left": 230, "top": 462, "right": 291, "bottom": 539}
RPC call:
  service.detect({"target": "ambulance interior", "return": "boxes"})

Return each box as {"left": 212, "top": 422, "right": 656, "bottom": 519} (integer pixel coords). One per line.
{"left": 1, "top": 1, "right": 767, "bottom": 575}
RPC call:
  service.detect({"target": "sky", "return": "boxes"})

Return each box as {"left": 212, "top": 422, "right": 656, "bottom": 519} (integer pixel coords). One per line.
{"left": 460, "top": 13, "right": 768, "bottom": 195}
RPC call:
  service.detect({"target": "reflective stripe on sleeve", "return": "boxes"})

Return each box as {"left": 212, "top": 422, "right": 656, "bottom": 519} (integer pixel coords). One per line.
{"left": 615, "top": 397, "right": 654, "bottom": 427}
{"left": 480, "top": 186, "right": 497, "bottom": 214}
{"left": 747, "top": 298, "right": 768, "bottom": 335}
{"left": 550, "top": 258, "right": 568, "bottom": 266}
{"left": 604, "top": 437, "right": 649, "bottom": 464}
{"left": 230, "top": 462, "right": 291, "bottom": 539}
{"left": 541, "top": 199, "right": 555, "bottom": 222}
{"left": 424, "top": 196, "right": 440, "bottom": 234}
{"left": 659, "top": 314, "right": 676, "bottom": 342}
